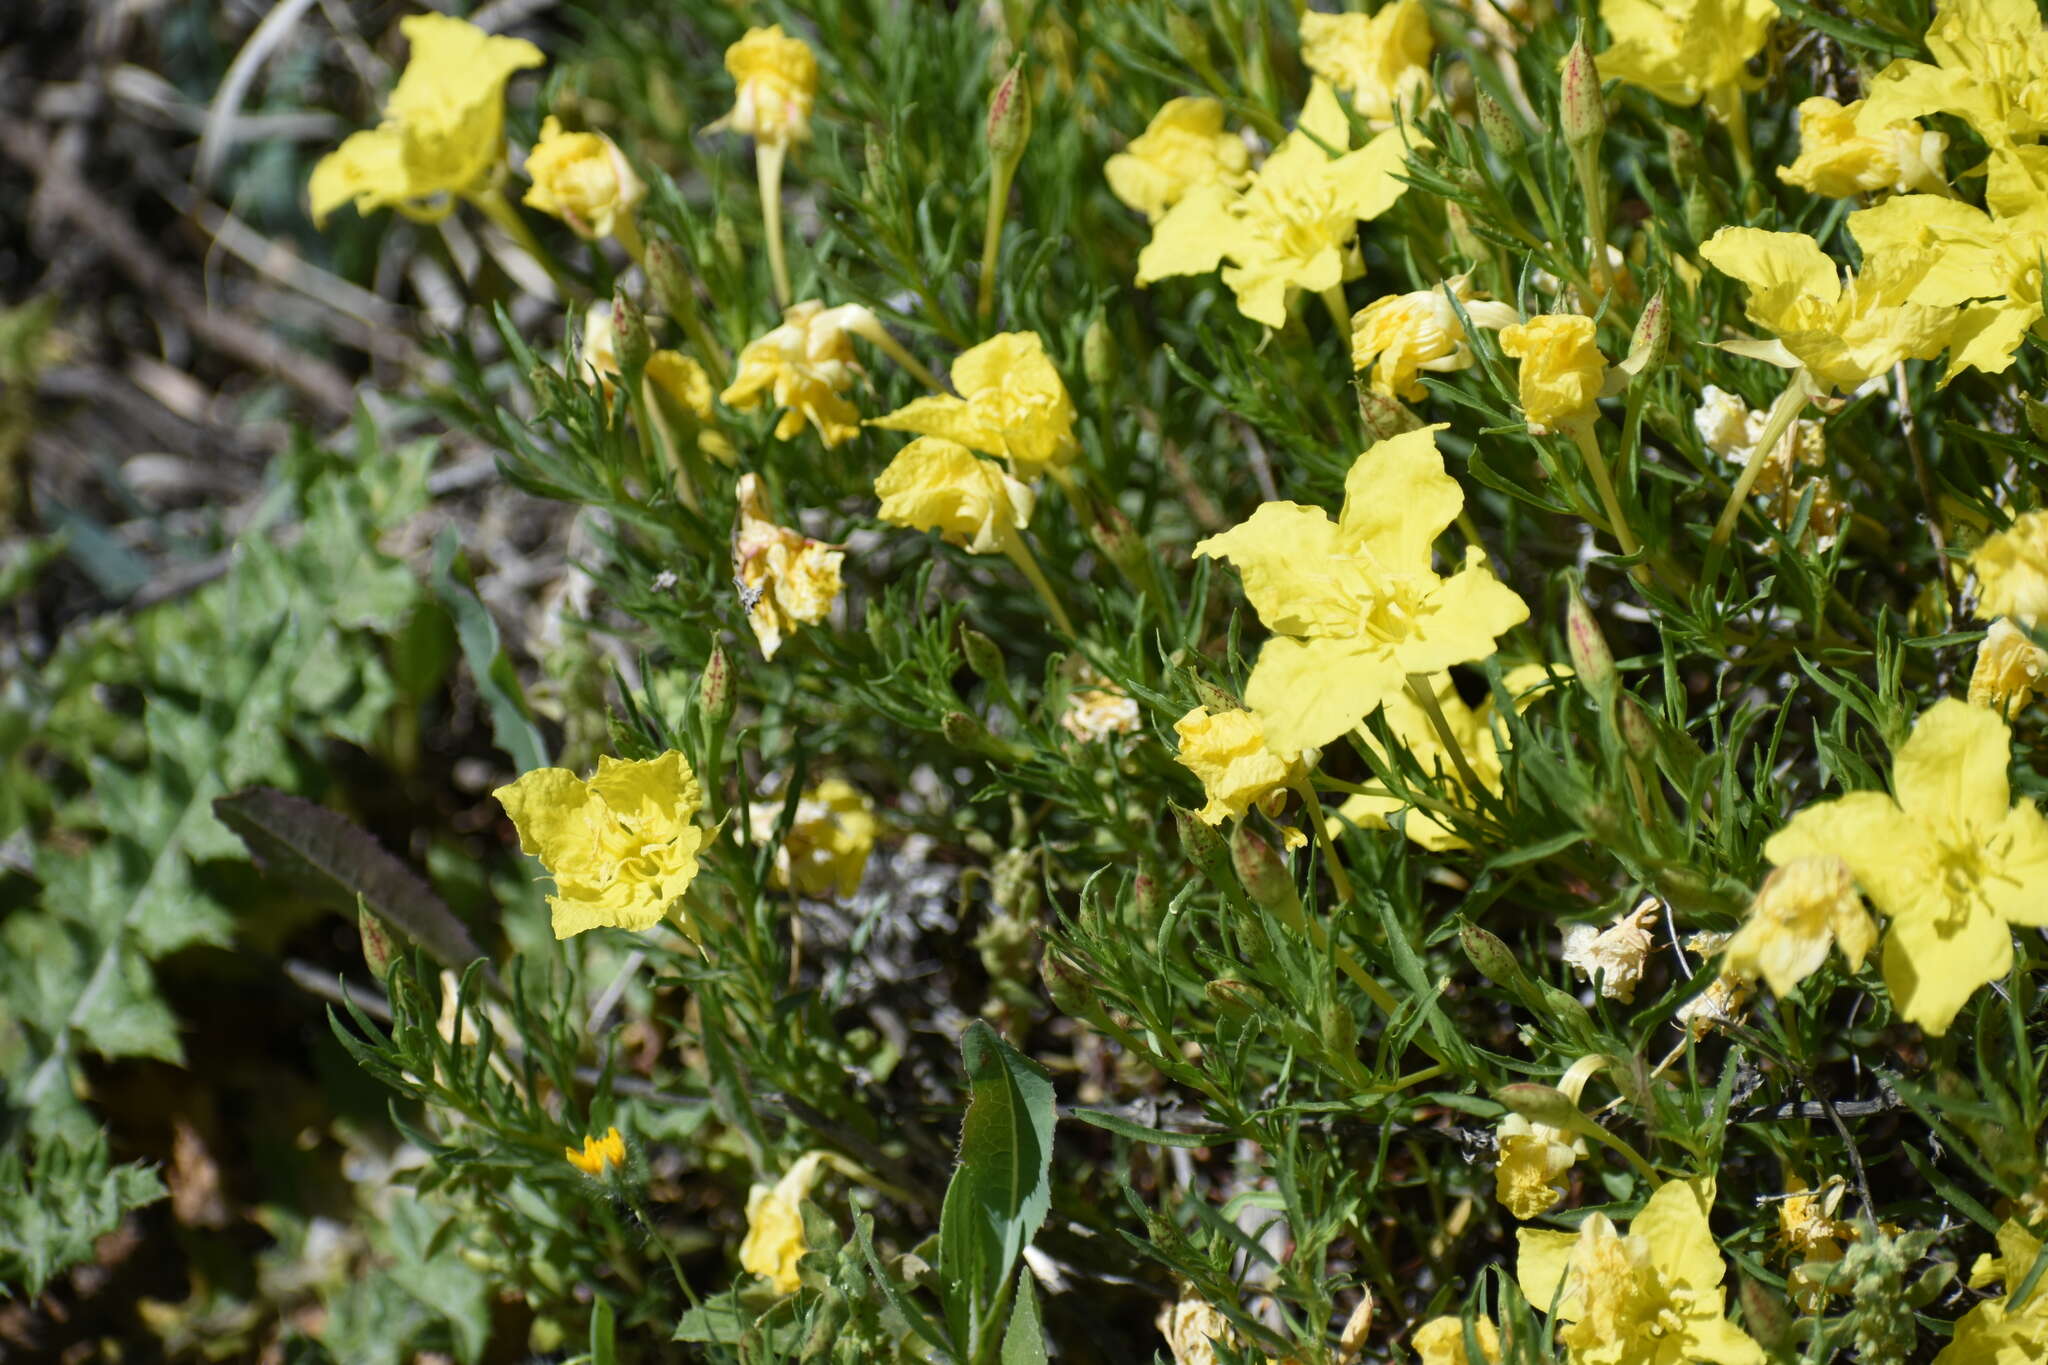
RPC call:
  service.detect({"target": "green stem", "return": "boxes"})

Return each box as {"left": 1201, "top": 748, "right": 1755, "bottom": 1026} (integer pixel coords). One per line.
{"left": 1320, "top": 284, "right": 1352, "bottom": 338}
{"left": 1287, "top": 773, "right": 1355, "bottom": 906}
{"left": 467, "top": 185, "right": 570, "bottom": 293}
{"left": 978, "top": 157, "right": 1018, "bottom": 323}
{"left": 1566, "top": 418, "right": 1646, "bottom": 581}
{"left": 756, "top": 141, "right": 792, "bottom": 307}
{"left": 1708, "top": 371, "right": 1812, "bottom": 559}
{"left": 997, "top": 526, "right": 1078, "bottom": 637}
{"left": 1403, "top": 675, "right": 1491, "bottom": 807}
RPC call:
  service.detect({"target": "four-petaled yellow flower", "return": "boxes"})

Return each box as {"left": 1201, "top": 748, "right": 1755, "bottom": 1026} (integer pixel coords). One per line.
{"left": 1863, "top": 0, "right": 2048, "bottom": 147}
{"left": 1351, "top": 275, "right": 1520, "bottom": 401}
{"left": 564, "top": 1125, "right": 627, "bottom": 1177}
{"left": 1721, "top": 855, "right": 1876, "bottom": 999}
{"left": 733, "top": 473, "right": 844, "bottom": 659}
{"left": 739, "top": 1152, "right": 827, "bottom": 1295}
{"left": 1299, "top": 0, "right": 1434, "bottom": 127}
{"left": 707, "top": 25, "right": 819, "bottom": 149}
{"left": 756, "top": 778, "right": 879, "bottom": 900}
{"left": 1517, "top": 1178, "right": 1764, "bottom": 1365}
{"left": 1498, "top": 315, "right": 1607, "bottom": 433}
{"left": 1595, "top": 0, "right": 1779, "bottom": 125}
{"left": 720, "top": 300, "right": 880, "bottom": 447}
{"left": 1973, "top": 509, "right": 2048, "bottom": 624}
{"left": 1195, "top": 426, "right": 1528, "bottom": 759}
{"left": 1173, "top": 705, "right": 1302, "bottom": 846}
{"left": 1764, "top": 698, "right": 2048, "bottom": 1034}
{"left": 1137, "top": 79, "right": 1423, "bottom": 328}
{"left": 870, "top": 332, "right": 1078, "bottom": 479}
{"left": 494, "top": 751, "right": 706, "bottom": 940}
{"left": 874, "top": 436, "right": 1035, "bottom": 553}
{"left": 1105, "top": 97, "right": 1250, "bottom": 223}
{"left": 310, "top": 14, "right": 543, "bottom": 226}
{"left": 1970, "top": 618, "right": 2048, "bottom": 718}
{"left": 523, "top": 116, "right": 645, "bottom": 240}
{"left": 1778, "top": 97, "right": 1949, "bottom": 199}
{"left": 1933, "top": 1218, "right": 2048, "bottom": 1365}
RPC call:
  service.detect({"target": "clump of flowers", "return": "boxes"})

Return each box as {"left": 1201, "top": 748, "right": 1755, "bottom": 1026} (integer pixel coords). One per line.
{"left": 870, "top": 331, "right": 1078, "bottom": 481}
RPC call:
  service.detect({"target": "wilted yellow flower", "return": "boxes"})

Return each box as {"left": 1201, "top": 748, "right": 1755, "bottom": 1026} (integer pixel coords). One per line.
{"left": 1495, "top": 1112, "right": 1588, "bottom": 1220}
{"left": 720, "top": 300, "right": 880, "bottom": 447}
{"left": 1498, "top": 315, "right": 1606, "bottom": 433}
{"left": 494, "top": 752, "right": 706, "bottom": 940}
{"left": 733, "top": 473, "right": 843, "bottom": 659}
{"left": 1722, "top": 856, "right": 1876, "bottom": 999}
{"left": 1106, "top": 97, "right": 1251, "bottom": 222}
{"left": 1561, "top": 898, "right": 1658, "bottom": 1002}
{"left": 874, "top": 437, "right": 1036, "bottom": 554}
{"left": 1863, "top": 0, "right": 2048, "bottom": 146}
{"left": 1194, "top": 426, "right": 1528, "bottom": 759}
{"left": 1299, "top": 0, "right": 1434, "bottom": 127}
{"left": 1062, "top": 684, "right": 1141, "bottom": 743}
{"left": 869, "top": 332, "right": 1078, "bottom": 479}
{"left": 1675, "top": 956, "right": 1752, "bottom": 1037}
{"left": 1595, "top": 0, "right": 1777, "bottom": 124}
{"left": 1691, "top": 385, "right": 1827, "bottom": 499}
{"left": 1156, "top": 1288, "right": 1237, "bottom": 1365}
{"left": 310, "top": 15, "right": 543, "bottom": 227}
{"left": 1350, "top": 275, "right": 1520, "bottom": 401}
{"left": 1970, "top": 618, "right": 2048, "bottom": 717}
{"left": 523, "top": 116, "right": 645, "bottom": 239}
{"left": 753, "top": 778, "right": 878, "bottom": 899}
{"left": 1779, "top": 97, "right": 1949, "bottom": 199}
{"left": 1934, "top": 1218, "right": 2048, "bottom": 1365}
{"left": 1174, "top": 706, "right": 1302, "bottom": 844}
{"left": 1777, "top": 1175, "right": 1855, "bottom": 1306}
{"left": 564, "top": 1125, "right": 626, "bottom": 1177}
{"left": 1413, "top": 1316, "right": 1502, "bottom": 1365}
{"left": 1517, "top": 1179, "right": 1763, "bottom": 1365}
{"left": 1137, "top": 80, "right": 1423, "bottom": 328}
{"left": 581, "top": 302, "right": 622, "bottom": 390}
{"left": 1765, "top": 697, "right": 2048, "bottom": 1035}
{"left": 707, "top": 25, "right": 818, "bottom": 149}
{"left": 1973, "top": 510, "right": 2048, "bottom": 624}
{"left": 739, "top": 1152, "right": 827, "bottom": 1295}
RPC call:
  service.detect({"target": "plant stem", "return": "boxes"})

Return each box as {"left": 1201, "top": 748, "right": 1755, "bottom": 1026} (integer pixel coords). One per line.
{"left": 1403, "top": 675, "right": 1490, "bottom": 807}
{"left": 998, "top": 527, "right": 1078, "bottom": 637}
{"left": 977, "top": 156, "right": 1017, "bottom": 323}
{"left": 468, "top": 185, "right": 570, "bottom": 294}
{"left": 756, "top": 141, "right": 792, "bottom": 307}
{"left": 1565, "top": 418, "right": 1645, "bottom": 582}
{"left": 1287, "top": 773, "right": 1355, "bottom": 906}
{"left": 1320, "top": 284, "right": 1352, "bottom": 338}
{"left": 1708, "top": 371, "right": 1811, "bottom": 557}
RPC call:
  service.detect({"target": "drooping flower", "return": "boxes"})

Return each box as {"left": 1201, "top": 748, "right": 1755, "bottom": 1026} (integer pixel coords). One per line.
{"left": 523, "top": 116, "right": 645, "bottom": 239}
{"left": 1498, "top": 315, "right": 1606, "bottom": 433}
{"left": 1674, "top": 940, "right": 1752, "bottom": 1036}
{"left": 1862, "top": 0, "right": 2048, "bottom": 147}
{"left": 310, "top": 14, "right": 543, "bottom": 226}
{"left": 1174, "top": 706, "right": 1303, "bottom": 847}
{"left": 874, "top": 437, "right": 1035, "bottom": 553}
{"left": 1298, "top": 0, "right": 1434, "bottom": 127}
{"left": 1516, "top": 1179, "right": 1764, "bottom": 1365}
{"left": 1105, "top": 97, "right": 1251, "bottom": 222}
{"left": 733, "top": 473, "right": 843, "bottom": 659}
{"left": 754, "top": 778, "right": 878, "bottom": 900}
{"left": 1764, "top": 697, "right": 2048, "bottom": 1034}
{"left": 1721, "top": 856, "right": 1877, "bottom": 999}
{"left": 1561, "top": 898, "right": 1658, "bottom": 1002}
{"left": 720, "top": 300, "right": 881, "bottom": 447}
{"left": 869, "top": 332, "right": 1078, "bottom": 479}
{"left": 706, "top": 24, "right": 818, "bottom": 150}
{"left": 1778, "top": 97, "right": 1949, "bottom": 199}
{"left": 1156, "top": 1287, "right": 1238, "bottom": 1365}
{"left": 1351, "top": 275, "right": 1520, "bottom": 401}
{"left": 1193, "top": 426, "right": 1528, "bottom": 759}
{"left": 1595, "top": 0, "right": 1779, "bottom": 125}
{"left": 1970, "top": 618, "right": 2048, "bottom": 717}
{"left": 739, "top": 1152, "right": 827, "bottom": 1295}
{"left": 1496, "top": 1111, "right": 1588, "bottom": 1220}
{"left": 1972, "top": 509, "right": 2048, "bottom": 623}
{"left": 494, "top": 752, "right": 706, "bottom": 940}
{"left": 564, "top": 1125, "right": 627, "bottom": 1177}
{"left": 1137, "top": 79, "right": 1423, "bottom": 328}
{"left": 1412, "top": 1315, "right": 1502, "bottom": 1365}
{"left": 1933, "top": 1218, "right": 2048, "bottom": 1364}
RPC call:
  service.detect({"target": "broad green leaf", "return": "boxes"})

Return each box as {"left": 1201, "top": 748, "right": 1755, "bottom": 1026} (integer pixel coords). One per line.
{"left": 999, "top": 1271, "right": 1048, "bottom": 1365}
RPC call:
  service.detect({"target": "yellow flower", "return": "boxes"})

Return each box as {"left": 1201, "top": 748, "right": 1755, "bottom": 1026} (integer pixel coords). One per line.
{"left": 494, "top": 752, "right": 706, "bottom": 940}
{"left": 310, "top": 14, "right": 543, "bottom": 226}
{"left": 1863, "top": 0, "right": 2048, "bottom": 146}
{"left": 1970, "top": 618, "right": 2048, "bottom": 718}
{"left": 707, "top": 25, "right": 818, "bottom": 149}
{"left": 1497, "top": 315, "right": 1607, "bottom": 433}
{"left": 1193, "top": 426, "right": 1528, "bottom": 758}
{"left": 1691, "top": 385, "right": 1827, "bottom": 499}
{"left": 1173, "top": 705, "right": 1300, "bottom": 831}
{"left": 1932, "top": 1219, "right": 2048, "bottom": 1365}
{"left": 581, "top": 302, "right": 621, "bottom": 390}
{"left": 1137, "top": 79, "right": 1424, "bottom": 328}
{"left": 1561, "top": 899, "right": 1658, "bottom": 1003}
{"left": 1722, "top": 856, "right": 1877, "bottom": 999}
{"left": 739, "top": 1152, "right": 827, "bottom": 1295}
{"left": 874, "top": 436, "right": 1035, "bottom": 554}
{"left": 1595, "top": 0, "right": 1778, "bottom": 124}
{"left": 1495, "top": 1112, "right": 1587, "bottom": 1220}
{"left": 720, "top": 300, "right": 879, "bottom": 447}
{"left": 733, "top": 473, "right": 843, "bottom": 659}
{"left": 1973, "top": 509, "right": 2048, "bottom": 623}
{"left": 1777, "top": 1175, "right": 1856, "bottom": 1306}
{"left": 869, "top": 332, "right": 1078, "bottom": 479}
{"left": 1299, "top": 0, "right": 1434, "bottom": 127}
{"left": 1105, "top": 97, "right": 1251, "bottom": 222}
{"left": 1516, "top": 1179, "right": 1764, "bottom": 1365}
{"left": 1412, "top": 1316, "right": 1502, "bottom": 1365}
{"left": 523, "top": 116, "right": 645, "bottom": 238}
{"left": 1764, "top": 697, "right": 2048, "bottom": 1035}
{"left": 755, "top": 778, "right": 878, "bottom": 899}
{"left": 1778, "top": 97, "right": 1949, "bottom": 199}
{"left": 1350, "top": 275, "right": 1520, "bottom": 401}
{"left": 1699, "top": 226, "right": 1955, "bottom": 393}
{"left": 645, "top": 349, "right": 736, "bottom": 465}
{"left": 564, "top": 1125, "right": 626, "bottom": 1177}
{"left": 1156, "top": 1288, "right": 1238, "bottom": 1365}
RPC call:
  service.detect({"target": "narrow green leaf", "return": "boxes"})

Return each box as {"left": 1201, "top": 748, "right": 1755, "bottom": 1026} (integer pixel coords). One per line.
{"left": 428, "top": 526, "right": 548, "bottom": 774}
{"left": 1069, "top": 1107, "right": 1219, "bottom": 1149}
{"left": 999, "top": 1270, "right": 1048, "bottom": 1365}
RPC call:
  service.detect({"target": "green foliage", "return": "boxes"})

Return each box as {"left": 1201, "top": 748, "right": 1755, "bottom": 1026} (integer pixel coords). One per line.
{"left": 0, "top": 1132, "right": 165, "bottom": 1298}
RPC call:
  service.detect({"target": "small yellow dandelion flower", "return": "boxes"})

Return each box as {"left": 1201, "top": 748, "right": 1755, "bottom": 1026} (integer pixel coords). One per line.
{"left": 869, "top": 332, "right": 1078, "bottom": 479}
{"left": 739, "top": 1152, "right": 827, "bottom": 1295}
{"left": 523, "top": 116, "right": 645, "bottom": 239}
{"left": 1973, "top": 510, "right": 2048, "bottom": 625}
{"left": 1498, "top": 315, "right": 1606, "bottom": 433}
{"left": 494, "top": 752, "right": 706, "bottom": 940}
{"left": 1561, "top": 898, "right": 1658, "bottom": 1002}
{"left": 1105, "top": 97, "right": 1251, "bottom": 223}
{"left": 720, "top": 300, "right": 879, "bottom": 447}
{"left": 1413, "top": 1315, "right": 1502, "bottom": 1365}
{"left": 1722, "top": 856, "right": 1877, "bottom": 999}
{"left": 1350, "top": 275, "right": 1520, "bottom": 401}
{"left": 874, "top": 436, "right": 1035, "bottom": 554}
{"left": 564, "top": 1125, "right": 627, "bottom": 1177}
{"left": 1970, "top": 618, "right": 2048, "bottom": 718}
{"left": 733, "top": 473, "right": 843, "bottom": 659}
{"left": 1778, "top": 97, "right": 1949, "bottom": 199}
{"left": 707, "top": 25, "right": 819, "bottom": 150}
{"left": 1299, "top": 0, "right": 1434, "bottom": 126}
{"left": 309, "top": 14, "right": 543, "bottom": 226}
{"left": 754, "top": 778, "right": 878, "bottom": 900}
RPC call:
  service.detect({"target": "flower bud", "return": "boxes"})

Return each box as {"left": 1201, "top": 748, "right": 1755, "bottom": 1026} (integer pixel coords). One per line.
{"left": 1088, "top": 503, "right": 1148, "bottom": 581}
{"left": 1538, "top": 981, "right": 1597, "bottom": 1040}
{"left": 942, "top": 710, "right": 1025, "bottom": 764}
{"left": 1082, "top": 313, "right": 1114, "bottom": 390}
{"left": 1231, "top": 826, "right": 1301, "bottom": 922}
{"left": 1737, "top": 1277, "right": 1793, "bottom": 1352}
{"left": 2027, "top": 397, "right": 2048, "bottom": 446}
{"left": 1477, "top": 93, "right": 1523, "bottom": 157}
{"left": 713, "top": 215, "right": 744, "bottom": 276}
{"left": 1132, "top": 869, "right": 1167, "bottom": 929}
{"left": 1205, "top": 976, "right": 1267, "bottom": 1019}
{"left": 987, "top": 60, "right": 1032, "bottom": 173}
{"left": 1619, "top": 289, "right": 1668, "bottom": 378}
{"left": 1665, "top": 126, "right": 1702, "bottom": 182}
{"left": 1560, "top": 31, "right": 1606, "bottom": 151}
{"left": 1357, "top": 383, "right": 1424, "bottom": 442}
{"left": 612, "top": 287, "right": 652, "bottom": 376}
{"left": 1041, "top": 950, "right": 1095, "bottom": 1018}
{"left": 1458, "top": 921, "right": 1527, "bottom": 989}
{"left": 1495, "top": 1081, "right": 1593, "bottom": 1134}
{"left": 1318, "top": 996, "right": 1358, "bottom": 1061}
{"left": 1165, "top": 12, "right": 1210, "bottom": 70}
{"left": 1229, "top": 897, "right": 1274, "bottom": 964}
{"left": 359, "top": 904, "right": 398, "bottom": 980}
{"left": 1445, "top": 200, "right": 1488, "bottom": 266}
{"left": 1683, "top": 180, "right": 1717, "bottom": 248}
{"left": 960, "top": 626, "right": 1007, "bottom": 685}
{"left": 1172, "top": 803, "right": 1235, "bottom": 893}
{"left": 645, "top": 238, "right": 695, "bottom": 323}
{"left": 1565, "top": 588, "right": 1616, "bottom": 704}
{"left": 1617, "top": 694, "right": 1658, "bottom": 764}
{"left": 700, "top": 640, "right": 734, "bottom": 725}
{"left": 1191, "top": 678, "right": 1240, "bottom": 713}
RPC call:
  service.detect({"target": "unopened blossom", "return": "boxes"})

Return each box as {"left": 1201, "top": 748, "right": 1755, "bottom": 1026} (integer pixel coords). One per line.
{"left": 1972, "top": 510, "right": 2048, "bottom": 624}
{"left": 495, "top": 752, "right": 706, "bottom": 940}
{"left": 1561, "top": 898, "right": 1658, "bottom": 1002}
{"left": 874, "top": 437, "right": 1035, "bottom": 554}
{"left": 707, "top": 25, "right": 818, "bottom": 149}
{"left": 754, "top": 778, "right": 877, "bottom": 899}
{"left": 1722, "top": 856, "right": 1876, "bottom": 998}
{"left": 1194, "top": 426, "right": 1528, "bottom": 758}
{"left": 1934, "top": 1217, "right": 2048, "bottom": 1364}
{"left": 310, "top": 14, "right": 543, "bottom": 225}
{"left": 870, "top": 331, "right": 1078, "bottom": 479}
{"left": 581, "top": 302, "right": 621, "bottom": 391}
{"left": 1863, "top": 0, "right": 2048, "bottom": 146}
{"left": 1174, "top": 706, "right": 1299, "bottom": 840}
{"left": 1062, "top": 682, "right": 1141, "bottom": 743}
{"left": 1299, "top": 0, "right": 1434, "bottom": 127}
{"left": 1970, "top": 618, "right": 2048, "bottom": 718}
{"left": 523, "top": 116, "right": 645, "bottom": 238}
{"left": 1105, "top": 97, "right": 1250, "bottom": 222}
{"left": 1413, "top": 1315, "right": 1502, "bottom": 1365}
{"left": 564, "top": 1125, "right": 627, "bottom": 1177}
{"left": 733, "top": 473, "right": 843, "bottom": 659}
{"left": 1498, "top": 315, "right": 1606, "bottom": 432}
{"left": 720, "top": 300, "right": 880, "bottom": 447}
{"left": 1137, "top": 80, "right": 1423, "bottom": 328}
{"left": 1517, "top": 1178, "right": 1764, "bottom": 1365}
{"left": 1779, "top": 97, "right": 1949, "bottom": 198}
{"left": 1596, "top": 0, "right": 1778, "bottom": 125}
{"left": 1765, "top": 697, "right": 2048, "bottom": 1034}
{"left": 1351, "top": 276, "right": 1520, "bottom": 401}
{"left": 739, "top": 1152, "right": 827, "bottom": 1294}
